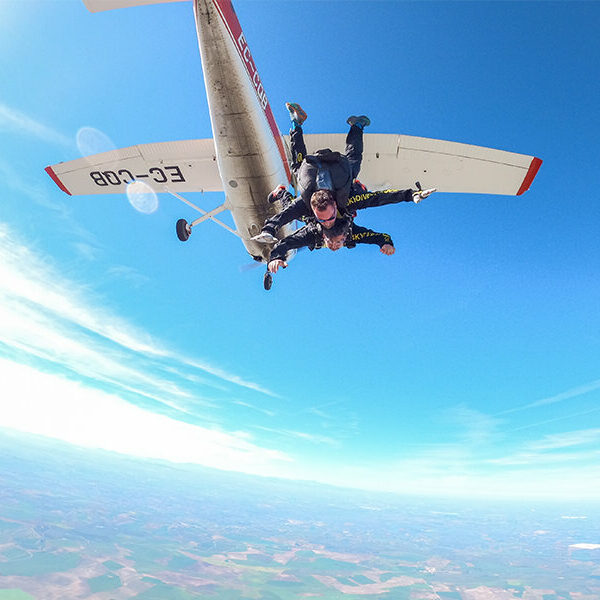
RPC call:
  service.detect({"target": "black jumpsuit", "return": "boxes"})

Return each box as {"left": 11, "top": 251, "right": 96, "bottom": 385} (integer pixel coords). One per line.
{"left": 261, "top": 186, "right": 414, "bottom": 237}
{"left": 269, "top": 222, "right": 394, "bottom": 263}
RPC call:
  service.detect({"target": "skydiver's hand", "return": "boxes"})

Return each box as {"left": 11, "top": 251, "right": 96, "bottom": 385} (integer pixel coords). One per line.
{"left": 252, "top": 231, "right": 278, "bottom": 244}
{"left": 412, "top": 187, "right": 437, "bottom": 203}
{"left": 268, "top": 259, "right": 287, "bottom": 273}
{"left": 380, "top": 244, "right": 395, "bottom": 256}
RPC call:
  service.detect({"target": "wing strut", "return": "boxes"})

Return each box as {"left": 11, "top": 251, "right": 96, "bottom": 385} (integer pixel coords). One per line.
{"left": 167, "top": 189, "right": 240, "bottom": 238}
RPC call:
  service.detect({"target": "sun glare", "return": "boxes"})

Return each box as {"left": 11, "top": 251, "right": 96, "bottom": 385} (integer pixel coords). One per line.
{"left": 127, "top": 180, "right": 159, "bottom": 214}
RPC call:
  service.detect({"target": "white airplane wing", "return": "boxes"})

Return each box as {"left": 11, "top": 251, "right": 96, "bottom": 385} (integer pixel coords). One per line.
{"left": 46, "top": 139, "right": 222, "bottom": 196}
{"left": 82, "top": 0, "right": 186, "bottom": 12}
{"left": 47, "top": 133, "right": 541, "bottom": 198}
{"left": 297, "top": 133, "right": 542, "bottom": 196}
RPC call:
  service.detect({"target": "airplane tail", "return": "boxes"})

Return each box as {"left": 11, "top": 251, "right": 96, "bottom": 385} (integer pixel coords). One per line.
{"left": 83, "top": 0, "right": 187, "bottom": 13}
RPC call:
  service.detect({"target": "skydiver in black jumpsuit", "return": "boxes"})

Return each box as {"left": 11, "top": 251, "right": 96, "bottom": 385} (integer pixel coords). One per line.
{"left": 253, "top": 102, "right": 435, "bottom": 243}
{"left": 267, "top": 218, "right": 395, "bottom": 274}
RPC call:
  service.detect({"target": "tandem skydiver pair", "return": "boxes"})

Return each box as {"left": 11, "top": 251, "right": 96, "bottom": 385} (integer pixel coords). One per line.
{"left": 252, "top": 103, "right": 436, "bottom": 277}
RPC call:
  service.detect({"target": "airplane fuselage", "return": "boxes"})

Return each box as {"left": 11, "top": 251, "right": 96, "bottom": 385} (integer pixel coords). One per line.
{"left": 193, "top": 0, "right": 292, "bottom": 261}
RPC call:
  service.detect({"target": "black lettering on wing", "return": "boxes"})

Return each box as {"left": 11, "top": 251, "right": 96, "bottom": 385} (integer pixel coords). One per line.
{"left": 165, "top": 165, "right": 185, "bottom": 183}
{"left": 118, "top": 169, "right": 134, "bottom": 184}
{"left": 149, "top": 167, "right": 167, "bottom": 183}
{"left": 102, "top": 171, "right": 121, "bottom": 185}
{"left": 90, "top": 171, "right": 108, "bottom": 186}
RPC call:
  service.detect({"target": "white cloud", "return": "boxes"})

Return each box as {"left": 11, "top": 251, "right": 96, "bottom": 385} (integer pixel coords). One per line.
{"left": 443, "top": 403, "right": 504, "bottom": 446}
{"left": 0, "top": 296, "right": 195, "bottom": 411}
{"left": 182, "top": 357, "right": 279, "bottom": 398}
{"left": 526, "top": 428, "right": 600, "bottom": 451}
{"left": 1, "top": 218, "right": 597, "bottom": 499}
{"left": 303, "top": 448, "right": 600, "bottom": 500}
{"left": 105, "top": 264, "right": 151, "bottom": 288}
{"left": 72, "top": 241, "right": 101, "bottom": 262}
{"left": 0, "top": 102, "right": 72, "bottom": 147}
{"left": 508, "top": 406, "right": 600, "bottom": 433}
{"left": 0, "top": 225, "right": 159, "bottom": 355}
{"left": 0, "top": 223, "right": 276, "bottom": 398}
{"left": 487, "top": 449, "right": 600, "bottom": 467}
{"left": 232, "top": 400, "right": 276, "bottom": 417}
{"left": 0, "top": 358, "right": 291, "bottom": 477}
{"left": 253, "top": 425, "right": 339, "bottom": 447}
{"left": 498, "top": 379, "right": 600, "bottom": 416}
{"left": 0, "top": 156, "right": 52, "bottom": 208}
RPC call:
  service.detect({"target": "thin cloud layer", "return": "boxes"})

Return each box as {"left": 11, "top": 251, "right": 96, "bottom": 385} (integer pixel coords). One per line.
{"left": 0, "top": 220, "right": 292, "bottom": 477}
{"left": 0, "top": 228, "right": 596, "bottom": 498}
{"left": 497, "top": 379, "right": 600, "bottom": 415}
{"left": 526, "top": 428, "right": 600, "bottom": 452}
{"left": 0, "top": 223, "right": 276, "bottom": 399}
{"left": 0, "top": 102, "right": 72, "bottom": 148}
{"left": 182, "top": 357, "right": 279, "bottom": 398}
{"left": 0, "top": 358, "right": 291, "bottom": 477}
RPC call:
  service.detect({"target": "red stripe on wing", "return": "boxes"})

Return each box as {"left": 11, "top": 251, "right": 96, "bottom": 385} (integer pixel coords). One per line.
{"left": 45, "top": 166, "right": 72, "bottom": 196}
{"left": 517, "top": 157, "right": 542, "bottom": 196}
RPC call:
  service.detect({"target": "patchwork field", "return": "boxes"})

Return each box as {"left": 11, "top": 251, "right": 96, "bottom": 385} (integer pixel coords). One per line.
{"left": 0, "top": 435, "right": 598, "bottom": 599}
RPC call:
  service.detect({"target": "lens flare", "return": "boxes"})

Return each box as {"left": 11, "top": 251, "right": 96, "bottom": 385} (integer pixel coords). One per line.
{"left": 76, "top": 127, "right": 116, "bottom": 158}
{"left": 126, "top": 180, "right": 158, "bottom": 214}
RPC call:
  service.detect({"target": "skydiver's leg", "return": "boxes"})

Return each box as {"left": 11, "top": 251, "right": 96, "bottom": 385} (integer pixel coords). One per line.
{"left": 347, "top": 188, "right": 414, "bottom": 212}
{"left": 255, "top": 104, "right": 309, "bottom": 244}
{"left": 286, "top": 102, "right": 308, "bottom": 175}
{"left": 289, "top": 126, "right": 308, "bottom": 176}
{"left": 345, "top": 124, "right": 364, "bottom": 180}
{"left": 345, "top": 115, "right": 370, "bottom": 180}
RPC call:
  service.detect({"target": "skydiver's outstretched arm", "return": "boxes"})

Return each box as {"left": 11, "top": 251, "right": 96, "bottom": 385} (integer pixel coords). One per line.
{"left": 267, "top": 225, "right": 320, "bottom": 272}
{"left": 348, "top": 224, "right": 395, "bottom": 254}
{"left": 347, "top": 188, "right": 415, "bottom": 212}
{"left": 261, "top": 196, "right": 310, "bottom": 237}
{"left": 347, "top": 187, "right": 437, "bottom": 212}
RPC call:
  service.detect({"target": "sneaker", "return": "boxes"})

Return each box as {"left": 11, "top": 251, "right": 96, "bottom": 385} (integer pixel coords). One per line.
{"left": 353, "top": 179, "right": 367, "bottom": 192}
{"left": 346, "top": 115, "right": 370, "bottom": 129}
{"left": 252, "top": 231, "right": 278, "bottom": 244}
{"left": 267, "top": 184, "right": 287, "bottom": 204}
{"left": 286, "top": 102, "right": 307, "bottom": 127}
{"left": 412, "top": 188, "right": 437, "bottom": 203}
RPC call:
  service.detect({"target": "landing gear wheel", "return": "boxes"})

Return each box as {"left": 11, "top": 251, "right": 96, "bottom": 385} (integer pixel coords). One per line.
{"left": 263, "top": 272, "right": 273, "bottom": 291}
{"left": 176, "top": 219, "right": 191, "bottom": 242}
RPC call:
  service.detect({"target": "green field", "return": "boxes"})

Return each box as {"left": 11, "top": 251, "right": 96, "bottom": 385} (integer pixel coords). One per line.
{"left": 1, "top": 549, "right": 30, "bottom": 561}
{"left": 168, "top": 554, "right": 199, "bottom": 570}
{"left": 88, "top": 573, "right": 122, "bottom": 593}
{"left": 0, "top": 434, "right": 598, "bottom": 600}
{"left": 0, "top": 522, "right": 21, "bottom": 534}
{"left": 133, "top": 582, "right": 208, "bottom": 599}
{"left": 0, "top": 590, "right": 36, "bottom": 600}
{"left": 0, "top": 551, "right": 80, "bottom": 576}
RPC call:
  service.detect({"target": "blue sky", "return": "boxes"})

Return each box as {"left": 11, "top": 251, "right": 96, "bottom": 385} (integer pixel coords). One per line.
{"left": 0, "top": 0, "right": 599, "bottom": 500}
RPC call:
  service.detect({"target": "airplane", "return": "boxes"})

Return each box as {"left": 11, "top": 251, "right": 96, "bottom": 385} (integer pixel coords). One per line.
{"left": 45, "top": 0, "right": 542, "bottom": 290}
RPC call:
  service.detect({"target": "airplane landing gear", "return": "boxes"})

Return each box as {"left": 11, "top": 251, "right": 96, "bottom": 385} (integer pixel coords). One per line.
{"left": 263, "top": 271, "right": 273, "bottom": 291}
{"left": 176, "top": 218, "right": 191, "bottom": 242}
